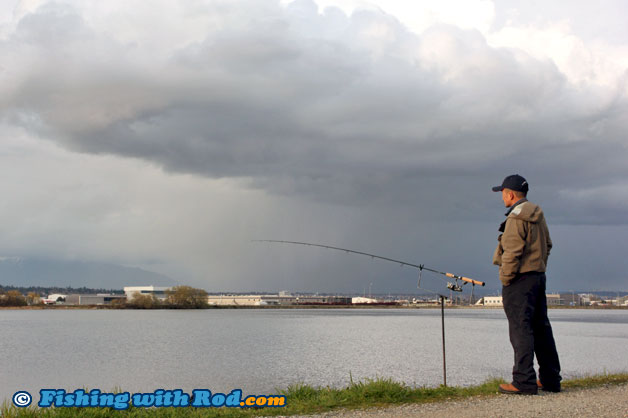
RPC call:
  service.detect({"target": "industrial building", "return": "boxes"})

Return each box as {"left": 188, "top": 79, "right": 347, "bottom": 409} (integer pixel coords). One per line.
{"left": 352, "top": 297, "right": 378, "bottom": 304}
{"left": 124, "top": 286, "right": 172, "bottom": 301}
{"left": 64, "top": 294, "right": 126, "bottom": 305}
{"left": 206, "top": 294, "right": 352, "bottom": 306}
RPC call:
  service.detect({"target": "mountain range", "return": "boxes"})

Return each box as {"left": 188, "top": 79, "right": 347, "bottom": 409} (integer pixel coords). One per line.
{"left": 0, "top": 257, "right": 175, "bottom": 289}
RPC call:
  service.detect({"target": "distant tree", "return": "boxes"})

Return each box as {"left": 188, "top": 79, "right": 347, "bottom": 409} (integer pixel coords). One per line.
{"left": 0, "top": 290, "right": 27, "bottom": 307}
{"left": 109, "top": 298, "right": 127, "bottom": 309}
{"left": 166, "top": 286, "right": 208, "bottom": 308}
{"left": 126, "top": 292, "right": 161, "bottom": 309}
{"left": 26, "top": 292, "right": 41, "bottom": 305}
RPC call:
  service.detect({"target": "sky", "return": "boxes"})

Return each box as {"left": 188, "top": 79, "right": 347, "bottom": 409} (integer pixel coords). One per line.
{"left": 1, "top": 0, "right": 627, "bottom": 293}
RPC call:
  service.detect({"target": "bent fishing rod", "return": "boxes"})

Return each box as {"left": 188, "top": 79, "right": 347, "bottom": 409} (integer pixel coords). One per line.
{"left": 253, "top": 240, "right": 484, "bottom": 292}
{"left": 254, "top": 239, "right": 485, "bottom": 387}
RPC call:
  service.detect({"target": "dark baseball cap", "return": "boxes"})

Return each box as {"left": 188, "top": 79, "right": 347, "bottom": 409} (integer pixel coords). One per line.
{"left": 492, "top": 174, "right": 529, "bottom": 193}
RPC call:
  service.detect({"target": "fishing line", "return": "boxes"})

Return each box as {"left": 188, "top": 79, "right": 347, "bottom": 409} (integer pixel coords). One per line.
{"left": 253, "top": 240, "right": 485, "bottom": 293}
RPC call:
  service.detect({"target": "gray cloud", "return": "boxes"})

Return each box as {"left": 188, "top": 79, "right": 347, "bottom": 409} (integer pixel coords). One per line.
{"left": 1, "top": 0, "right": 627, "bottom": 292}
{"left": 3, "top": 0, "right": 627, "bottom": 226}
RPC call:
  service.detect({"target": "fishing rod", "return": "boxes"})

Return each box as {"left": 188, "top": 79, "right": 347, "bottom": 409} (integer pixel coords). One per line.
{"left": 253, "top": 240, "right": 485, "bottom": 292}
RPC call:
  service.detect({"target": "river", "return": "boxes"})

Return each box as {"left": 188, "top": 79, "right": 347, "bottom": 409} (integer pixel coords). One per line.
{"left": 1, "top": 308, "right": 626, "bottom": 401}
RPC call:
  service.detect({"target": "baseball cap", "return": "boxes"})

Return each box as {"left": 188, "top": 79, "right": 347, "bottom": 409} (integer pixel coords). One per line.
{"left": 492, "top": 174, "right": 529, "bottom": 193}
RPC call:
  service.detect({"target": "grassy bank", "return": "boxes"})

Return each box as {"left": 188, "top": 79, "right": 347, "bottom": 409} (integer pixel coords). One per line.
{"left": 2, "top": 373, "right": 628, "bottom": 417}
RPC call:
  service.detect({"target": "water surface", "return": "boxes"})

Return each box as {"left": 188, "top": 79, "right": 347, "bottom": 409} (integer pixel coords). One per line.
{"left": 1, "top": 308, "right": 626, "bottom": 401}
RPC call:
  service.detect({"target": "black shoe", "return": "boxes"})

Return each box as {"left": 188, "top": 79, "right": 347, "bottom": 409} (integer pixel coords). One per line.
{"left": 499, "top": 383, "right": 537, "bottom": 395}
{"left": 537, "top": 380, "right": 561, "bottom": 392}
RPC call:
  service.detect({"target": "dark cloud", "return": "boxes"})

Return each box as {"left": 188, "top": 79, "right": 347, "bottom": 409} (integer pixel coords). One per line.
{"left": 3, "top": 0, "right": 627, "bottom": 226}
{"left": 1, "top": 0, "right": 627, "bottom": 291}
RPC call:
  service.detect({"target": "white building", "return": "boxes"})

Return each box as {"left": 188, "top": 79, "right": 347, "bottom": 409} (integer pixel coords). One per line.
{"left": 43, "top": 294, "right": 67, "bottom": 304}
{"left": 206, "top": 294, "right": 352, "bottom": 306}
{"left": 352, "top": 297, "right": 378, "bottom": 304}
{"left": 475, "top": 296, "right": 503, "bottom": 306}
{"left": 124, "top": 286, "right": 172, "bottom": 301}
{"left": 207, "top": 294, "right": 268, "bottom": 306}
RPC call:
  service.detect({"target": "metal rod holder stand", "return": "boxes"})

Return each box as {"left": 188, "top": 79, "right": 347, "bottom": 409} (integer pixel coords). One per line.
{"left": 440, "top": 295, "right": 447, "bottom": 387}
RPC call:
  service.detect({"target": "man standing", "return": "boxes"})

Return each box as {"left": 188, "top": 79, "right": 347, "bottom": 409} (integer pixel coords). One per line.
{"left": 492, "top": 174, "right": 561, "bottom": 395}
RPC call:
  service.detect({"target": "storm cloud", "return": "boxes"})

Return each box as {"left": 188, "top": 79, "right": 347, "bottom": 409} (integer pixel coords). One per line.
{"left": 1, "top": 0, "right": 627, "bottom": 292}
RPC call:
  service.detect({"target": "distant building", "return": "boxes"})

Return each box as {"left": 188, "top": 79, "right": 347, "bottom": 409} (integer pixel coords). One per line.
{"left": 475, "top": 296, "right": 503, "bottom": 306}
{"left": 206, "top": 294, "right": 352, "bottom": 306}
{"left": 411, "top": 298, "right": 445, "bottom": 306}
{"left": 65, "top": 294, "right": 126, "bottom": 305}
{"left": 352, "top": 297, "right": 378, "bottom": 304}
{"left": 207, "top": 295, "right": 267, "bottom": 306}
{"left": 579, "top": 294, "right": 599, "bottom": 306}
{"left": 559, "top": 293, "right": 581, "bottom": 306}
{"left": 124, "top": 286, "right": 172, "bottom": 301}
{"left": 546, "top": 293, "right": 563, "bottom": 305}
{"left": 300, "top": 296, "right": 352, "bottom": 304}
{"left": 43, "top": 294, "right": 67, "bottom": 304}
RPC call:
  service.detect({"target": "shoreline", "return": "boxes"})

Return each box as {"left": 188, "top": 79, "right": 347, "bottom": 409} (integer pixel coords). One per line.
{"left": 1, "top": 304, "right": 627, "bottom": 310}
{"left": 2, "top": 374, "right": 627, "bottom": 417}
{"left": 299, "top": 380, "right": 628, "bottom": 418}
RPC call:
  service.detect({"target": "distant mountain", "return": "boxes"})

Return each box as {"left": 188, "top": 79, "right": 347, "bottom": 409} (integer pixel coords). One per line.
{"left": 0, "top": 257, "right": 176, "bottom": 289}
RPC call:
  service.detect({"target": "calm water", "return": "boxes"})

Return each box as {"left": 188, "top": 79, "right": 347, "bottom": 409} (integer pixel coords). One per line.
{"left": 1, "top": 308, "right": 627, "bottom": 401}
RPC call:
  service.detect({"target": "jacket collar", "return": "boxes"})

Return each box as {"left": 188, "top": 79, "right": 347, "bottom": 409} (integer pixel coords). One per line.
{"left": 505, "top": 198, "right": 527, "bottom": 216}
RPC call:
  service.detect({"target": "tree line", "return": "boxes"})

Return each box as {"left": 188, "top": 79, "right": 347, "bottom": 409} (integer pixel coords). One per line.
{"left": 121, "top": 286, "right": 209, "bottom": 309}
{"left": 0, "top": 284, "right": 124, "bottom": 295}
{"left": 0, "top": 290, "right": 36, "bottom": 306}
{"left": 0, "top": 286, "right": 209, "bottom": 309}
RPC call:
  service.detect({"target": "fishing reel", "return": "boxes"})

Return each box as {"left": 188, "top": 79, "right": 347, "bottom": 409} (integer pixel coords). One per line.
{"left": 447, "top": 282, "right": 463, "bottom": 292}
{"left": 420, "top": 265, "right": 464, "bottom": 293}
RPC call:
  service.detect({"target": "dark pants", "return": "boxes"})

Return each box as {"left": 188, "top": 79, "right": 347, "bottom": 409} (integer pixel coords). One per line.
{"left": 502, "top": 272, "right": 561, "bottom": 392}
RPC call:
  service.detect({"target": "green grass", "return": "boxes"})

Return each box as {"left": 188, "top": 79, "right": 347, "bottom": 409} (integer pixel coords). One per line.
{"left": 561, "top": 372, "right": 628, "bottom": 389}
{"left": 3, "top": 373, "right": 627, "bottom": 417}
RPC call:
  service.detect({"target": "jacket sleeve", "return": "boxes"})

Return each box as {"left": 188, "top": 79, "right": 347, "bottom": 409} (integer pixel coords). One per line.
{"left": 499, "top": 217, "right": 527, "bottom": 285}
{"left": 546, "top": 224, "right": 552, "bottom": 258}
{"left": 492, "top": 235, "right": 503, "bottom": 266}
